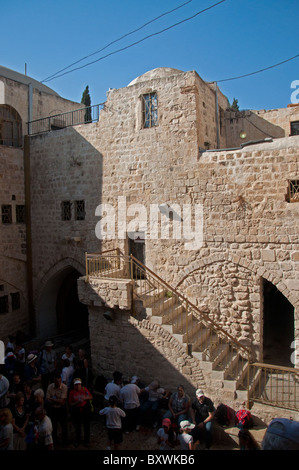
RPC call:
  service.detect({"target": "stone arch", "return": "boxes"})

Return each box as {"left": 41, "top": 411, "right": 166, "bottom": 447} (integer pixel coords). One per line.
{"left": 34, "top": 258, "right": 87, "bottom": 338}
{"left": 0, "top": 104, "right": 22, "bottom": 147}
{"left": 175, "top": 252, "right": 298, "bottom": 363}
{"left": 175, "top": 251, "right": 299, "bottom": 308}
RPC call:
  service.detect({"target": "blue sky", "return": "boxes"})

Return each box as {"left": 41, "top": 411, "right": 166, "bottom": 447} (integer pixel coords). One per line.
{"left": 2, "top": 0, "right": 298, "bottom": 110}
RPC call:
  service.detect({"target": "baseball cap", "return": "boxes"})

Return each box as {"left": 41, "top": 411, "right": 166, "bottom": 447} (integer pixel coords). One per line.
{"left": 180, "top": 420, "right": 195, "bottom": 430}
{"left": 73, "top": 378, "right": 82, "bottom": 385}
{"left": 196, "top": 389, "right": 205, "bottom": 398}
{"left": 162, "top": 418, "right": 171, "bottom": 427}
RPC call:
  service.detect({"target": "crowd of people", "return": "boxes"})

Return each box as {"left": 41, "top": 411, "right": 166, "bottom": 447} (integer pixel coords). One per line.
{"left": 1, "top": 334, "right": 299, "bottom": 451}
{"left": 0, "top": 335, "right": 93, "bottom": 450}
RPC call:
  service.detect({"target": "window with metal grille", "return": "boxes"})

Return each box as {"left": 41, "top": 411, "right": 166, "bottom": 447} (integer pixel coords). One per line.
{"left": 16, "top": 205, "right": 26, "bottom": 223}
{"left": 1, "top": 205, "right": 12, "bottom": 224}
{"left": 75, "top": 200, "right": 85, "bottom": 220}
{"left": 290, "top": 121, "right": 299, "bottom": 136}
{"left": 0, "top": 296, "right": 9, "bottom": 314}
{"left": 142, "top": 93, "right": 158, "bottom": 128}
{"left": 287, "top": 180, "right": 299, "bottom": 202}
{"left": 11, "top": 292, "right": 20, "bottom": 311}
{"left": 61, "top": 201, "right": 72, "bottom": 221}
{"left": 0, "top": 105, "right": 22, "bottom": 147}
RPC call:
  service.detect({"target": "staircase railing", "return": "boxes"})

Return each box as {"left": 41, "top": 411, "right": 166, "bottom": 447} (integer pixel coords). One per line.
{"left": 85, "top": 251, "right": 299, "bottom": 411}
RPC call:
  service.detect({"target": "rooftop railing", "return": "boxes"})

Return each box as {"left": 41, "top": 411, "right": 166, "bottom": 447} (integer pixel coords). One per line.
{"left": 27, "top": 103, "right": 104, "bottom": 136}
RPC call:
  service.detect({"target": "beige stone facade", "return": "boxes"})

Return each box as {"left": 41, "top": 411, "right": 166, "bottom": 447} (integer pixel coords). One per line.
{"left": 0, "top": 66, "right": 80, "bottom": 341}
{"left": 1, "top": 66, "right": 299, "bottom": 407}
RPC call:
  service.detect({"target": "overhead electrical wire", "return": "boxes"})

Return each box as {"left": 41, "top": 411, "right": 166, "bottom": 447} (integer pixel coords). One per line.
{"left": 214, "top": 53, "right": 299, "bottom": 83}
{"left": 42, "top": 0, "right": 227, "bottom": 83}
{"left": 42, "top": 0, "right": 194, "bottom": 82}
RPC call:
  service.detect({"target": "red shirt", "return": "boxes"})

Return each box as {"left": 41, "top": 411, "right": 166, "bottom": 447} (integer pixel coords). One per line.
{"left": 68, "top": 386, "right": 92, "bottom": 408}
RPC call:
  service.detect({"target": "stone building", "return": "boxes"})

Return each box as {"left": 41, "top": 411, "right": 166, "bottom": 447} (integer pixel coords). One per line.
{"left": 1, "top": 66, "right": 299, "bottom": 408}
{"left": 0, "top": 65, "right": 81, "bottom": 341}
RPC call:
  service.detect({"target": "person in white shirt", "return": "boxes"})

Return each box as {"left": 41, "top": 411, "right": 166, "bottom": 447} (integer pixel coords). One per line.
{"left": 119, "top": 378, "right": 143, "bottom": 433}
{"left": 34, "top": 407, "right": 54, "bottom": 450}
{"left": 104, "top": 371, "right": 122, "bottom": 405}
{"left": 61, "top": 359, "right": 74, "bottom": 390}
{"left": 99, "top": 395, "right": 126, "bottom": 450}
{"left": 178, "top": 420, "right": 195, "bottom": 450}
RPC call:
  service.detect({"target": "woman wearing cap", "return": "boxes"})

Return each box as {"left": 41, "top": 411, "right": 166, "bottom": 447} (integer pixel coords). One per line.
{"left": 157, "top": 418, "right": 177, "bottom": 450}
{"left": 68, "top": 377, "right": 93, "bottom": 447}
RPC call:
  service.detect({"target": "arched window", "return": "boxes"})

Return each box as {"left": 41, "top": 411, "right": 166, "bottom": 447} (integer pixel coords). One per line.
{"left": 0, "top": 105, "right": 22, "bottom": 148}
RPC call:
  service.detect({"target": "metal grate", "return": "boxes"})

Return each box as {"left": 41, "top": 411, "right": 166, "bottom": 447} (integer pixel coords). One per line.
{"left": 1, "top": 205, "right": 12, "bottom": 224}
{"left": 288, "top": 180, "right": 299, "bottom": 202}
{"left": 142, "top": 93, "right": 158, "bottom": 128}
{"left": 75, "top": 200, "right": 85, "bottom": 220}
{"left": 61, "top": 201, "right": 72, "bottom": 221}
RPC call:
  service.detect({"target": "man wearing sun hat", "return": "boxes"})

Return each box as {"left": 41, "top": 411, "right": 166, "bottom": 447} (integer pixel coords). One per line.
{"left": 24, "top": 353, "right": 41, "bottom": 388}
{"left": 190, "top": 389, "right": 215, "bottom": 449}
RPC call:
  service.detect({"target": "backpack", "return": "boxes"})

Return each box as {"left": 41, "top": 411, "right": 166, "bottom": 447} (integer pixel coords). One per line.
{"left": 215, "top": 403, "right": 236, "bottom": 426}
{"left": 235, "top": 409, "right": 253, "bottom": 429}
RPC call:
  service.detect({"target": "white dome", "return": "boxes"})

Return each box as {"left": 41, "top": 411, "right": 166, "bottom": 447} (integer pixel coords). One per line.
{"left": 128, "top": 67, "right": 183, "bottom": 86}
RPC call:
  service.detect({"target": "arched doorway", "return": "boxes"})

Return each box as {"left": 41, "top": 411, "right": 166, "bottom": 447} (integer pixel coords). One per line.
{"left": 56, "top": 269, "right": 88, "bottom": 334}
{"left": 263, "top": 279, "right": 294, "bottom": 367}
{"left": 37, "top": 266, "right": 88, "bottom": 338}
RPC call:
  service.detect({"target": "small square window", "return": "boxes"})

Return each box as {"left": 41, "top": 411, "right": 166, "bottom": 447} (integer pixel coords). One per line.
{"left": 290, "top": 121, "right": 299, "bottom": 136}
{"left": 142, "top": 93, "right": 158, "bottom": 128}
{"left": 61, "top": 201, "right": 72, "bottom": 221}
{"left": 75, "top": 200, "right": 85, "bottom": 220}
{"left": 11, "top": 292, "right": 20, "bottom": 311}
{"left": 1, "top": 205, "right": 12, "bottom": 224}
{"left": 16, "top": 205, "right": 26, "bottom": 223}
{"left": 287, "top": 180, "right": 299, "bottom": 202}
{"left": 0, "top": 295, "right": 9, "bottom": 314}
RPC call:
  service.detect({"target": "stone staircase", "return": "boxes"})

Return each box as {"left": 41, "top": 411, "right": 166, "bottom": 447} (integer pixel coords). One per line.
{"left": 134, "top": 280, "right": 254, "bottom": 405}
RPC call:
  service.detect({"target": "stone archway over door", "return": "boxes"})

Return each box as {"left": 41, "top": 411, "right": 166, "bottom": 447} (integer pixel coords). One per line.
{"left": 263, "top": 279, "right": 294, "bottom": 367}
{"left": 36, "top": 265, "right": 88, "bottom": 338}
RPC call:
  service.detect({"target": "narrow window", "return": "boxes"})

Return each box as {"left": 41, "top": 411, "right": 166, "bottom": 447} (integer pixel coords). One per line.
{"left": 11, "top": 292, "right": 20, "bottom": 311}
{"left": 75, "top": 200, "right": 85, "bottom": 220}
{"left": 142, "top": 93, "right": 158, "bottom": 128}
{"left": 61, "top": 201, "right": 72, "bottom": 221}
{"left": 1, "top": 205, "right": 12, "bottom": 224}
{"left": 290, "top": 121, "right": 299, "bottom": 136}
{"left": 0, "top": 296, "right": 9, "bottom": 314}
{"left": 16, "top": 205, "right": 26, "bottom": 223}
{"left": 287, "top": 180, "right": 299, "bottom": 202}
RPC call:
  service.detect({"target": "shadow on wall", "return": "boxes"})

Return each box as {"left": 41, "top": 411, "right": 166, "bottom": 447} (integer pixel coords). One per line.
{"left": 87, "top": 303, "right": 204, "bottom": 399}
{"left": 225, "top": 111, "right": 285, "bottom": 148}
{"left": 28, "top": 124, "right": 104, "bottom": 339}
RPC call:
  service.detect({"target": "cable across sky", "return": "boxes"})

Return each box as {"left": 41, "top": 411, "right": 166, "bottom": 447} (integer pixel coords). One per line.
{"left": 42, "top": 0, "right": 227, "bottom": 83}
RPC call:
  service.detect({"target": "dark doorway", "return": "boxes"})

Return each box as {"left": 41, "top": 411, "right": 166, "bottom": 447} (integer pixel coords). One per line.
{"left": 56, "top": 270, "right": 89, "bottom": 335}
{"left": 128, "top": 233, "right": 145, "bottom": 278}
{"left": 263, "top": 279, "right": 294, "bottom": 367}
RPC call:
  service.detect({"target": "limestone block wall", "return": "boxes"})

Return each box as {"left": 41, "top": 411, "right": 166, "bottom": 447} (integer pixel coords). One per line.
{"left": 27, "top": 67, "right": 299, "bottom": 365}
{"left": 0, "top": 146, "right": 28, "bottom": 339}
{"left": 78, "top": 275, "right": 205, "bottom": 397}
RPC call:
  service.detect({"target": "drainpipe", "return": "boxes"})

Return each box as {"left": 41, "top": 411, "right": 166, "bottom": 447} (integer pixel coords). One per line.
{"left": 24, "top": 136, "right": 35, "bottom": 337}
{"left": 28, "top": 83, "right": 33, "bottom": 135}
{"left": 214, "top": 81, "right": 220, "bottom": 149}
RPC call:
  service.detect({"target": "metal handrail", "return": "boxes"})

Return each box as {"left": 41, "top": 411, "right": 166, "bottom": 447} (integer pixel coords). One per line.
{"left": 85, "top": 251, "right": 251, "bottom": 358}
{"left": 85, "top": 250, "right": 299, "bottom": 411}
{"left": 27, "top": 103, "right": 104, "bottom": 135}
